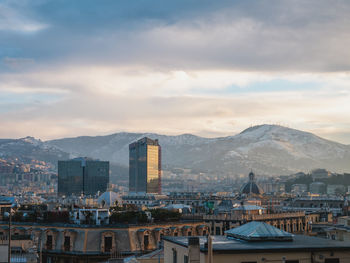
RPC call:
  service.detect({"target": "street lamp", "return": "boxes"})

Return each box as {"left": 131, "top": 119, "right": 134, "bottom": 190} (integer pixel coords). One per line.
{"left": 4, "top": 210, "right": 13, "bottom": 263}
{"left": 4, "top": 204, "right": 17, "bottom": 263}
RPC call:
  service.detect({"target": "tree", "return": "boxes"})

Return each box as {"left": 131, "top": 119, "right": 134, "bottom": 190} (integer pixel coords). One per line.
{"left": 109, "top": 211, "right": 148, "bottom": 224}
{"left": 149, "top": 209, "right": 181, "bottom": 222}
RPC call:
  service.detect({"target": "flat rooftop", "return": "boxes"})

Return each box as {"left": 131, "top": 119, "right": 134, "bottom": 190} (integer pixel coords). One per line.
{"left": 163, "top": 235, "right": 350, "bottom": 253}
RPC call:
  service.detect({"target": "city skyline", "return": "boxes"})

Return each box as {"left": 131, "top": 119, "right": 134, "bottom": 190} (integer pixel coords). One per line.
{"left": 1, "top": 2, "right": 350, "bottom": 262}
{"left": 1, "top": 0, "right": 350, "bottom": 144}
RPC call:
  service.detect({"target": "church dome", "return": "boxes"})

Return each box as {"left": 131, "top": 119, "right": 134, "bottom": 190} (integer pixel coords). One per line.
{"left": 98, "top": 191, "right": 121, "bottom": 207}
{"left": 240, "top": 171, "right": 264, "bottom": 195}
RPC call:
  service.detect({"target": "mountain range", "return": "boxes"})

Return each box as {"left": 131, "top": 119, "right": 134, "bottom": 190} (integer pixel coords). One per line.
{"left": 1, "top": 125, "right": 349, "bottom": 177}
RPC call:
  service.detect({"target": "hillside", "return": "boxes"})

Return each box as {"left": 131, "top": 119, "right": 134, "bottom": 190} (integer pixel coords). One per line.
{"left": 46, "top": 125, "right": 350, "bottom": 175}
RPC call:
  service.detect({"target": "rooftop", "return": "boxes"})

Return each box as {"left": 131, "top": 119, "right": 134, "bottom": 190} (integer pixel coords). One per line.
{"left": 232, "top": 205, "right": 265, "bottom": 211}
{"left": 0, "top": 196, "right": 15, "bottom": 205}
{"left": 163, "top": 235, "right": 350, "bottom": 253}
{"left": 137, "top": 248, "right": 163, "bottom": 260}
{"left": 224, "top": 221, "right": 292, "bottom": 241}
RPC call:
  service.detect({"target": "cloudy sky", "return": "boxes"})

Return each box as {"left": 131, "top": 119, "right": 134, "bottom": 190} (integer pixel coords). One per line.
{"left": 1, "top": 0, "right": 350, "bottom": 143}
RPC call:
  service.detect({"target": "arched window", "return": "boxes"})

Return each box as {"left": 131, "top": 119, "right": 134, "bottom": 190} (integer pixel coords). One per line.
{"left": 101, "top": 231, "right": 116, "bottom": 253}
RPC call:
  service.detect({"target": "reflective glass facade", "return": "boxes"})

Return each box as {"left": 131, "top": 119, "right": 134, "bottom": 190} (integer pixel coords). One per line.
{"left": 58, "top": 158, "right": 109, "bottom": 195}
{"left": 129, "top": 137, "right": 161, "bottom": 194}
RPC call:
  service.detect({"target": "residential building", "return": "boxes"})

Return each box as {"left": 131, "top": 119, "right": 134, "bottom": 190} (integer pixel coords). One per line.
{"left": 291, "top": 184, "right": 308, "bottom": 194}
{"left": 327, "top": 185, "right": 346, "bottom": 195}
{"left": 311, "top": 168, "right": 331, "bottom": 179}
{"left": 0, "top": 221, "right": 207, "bottom": 263}
{"left": 310, "top": 182, "right": 326, "bottom": 194}
{"left": 281, "top": 196, "right": 344, "bottom": 216}
{"left": 319, "top": 216, "right": 350, "bottom": 242}
{"left": 186, "top": 211, "right": 313, "bottom": 236}
{"left": 164, "top": 221, "right": 350, "bottom": 263}
{"left": 72, "top": 208, "right": 109, "bottom": 225}
{"left": 0, "top": 196, "right": 15, "bottom": 221}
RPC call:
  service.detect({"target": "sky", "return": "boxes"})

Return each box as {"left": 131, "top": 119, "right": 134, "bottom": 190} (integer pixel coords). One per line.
{"left": 1, "top": 0, "right": 350, "bottom": 143}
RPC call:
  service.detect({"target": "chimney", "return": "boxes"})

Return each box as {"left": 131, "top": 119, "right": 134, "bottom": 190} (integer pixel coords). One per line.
{"left": 188, "top": 237, "right": 200, "bottom": 263}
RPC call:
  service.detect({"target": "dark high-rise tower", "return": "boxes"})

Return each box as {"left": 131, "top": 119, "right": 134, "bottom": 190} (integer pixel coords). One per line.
{"left": 58, "top": 157, "right": 109, "bottom": 196}
{"left": 129, "top": 137, "right": 161, "bottom": 194}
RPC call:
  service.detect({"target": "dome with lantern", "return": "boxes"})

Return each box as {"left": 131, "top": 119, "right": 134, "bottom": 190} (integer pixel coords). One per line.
{"left": 240, "top": 171, "right": 264, "bottom": 195}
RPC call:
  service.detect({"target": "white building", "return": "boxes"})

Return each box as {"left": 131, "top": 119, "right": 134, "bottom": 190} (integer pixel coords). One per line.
{"left": 72, "top": 208, "right": 109, "bottom": 225}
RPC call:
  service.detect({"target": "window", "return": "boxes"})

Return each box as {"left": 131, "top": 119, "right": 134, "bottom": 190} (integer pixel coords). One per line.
{"left": 104, "top": 236, "right": 112, "bottom": 252}
{"left": 184, "top": 255, "right": 188, "bottom": 263}
{"left": 188, "top": 231, "right": 192, "bottom": 236}
{"left": 46, "top": 235, "right": 53, "bottom": 250}
{"left": 64, "top": 236, "right": 70, "bottom": 251}
{"left": 203, "top": 230, "right": 207, "bottom": 236}
{"left": 325, "top": 259, "right": 339, "bottom": 263}
{"left": 144, "top": 235, "right": 149, "bottom": 249}
{"left": 172, "top": 249, "right": 177, "bottom": 263}
{"left": 215, "top": 227, "right": 220, "bottom": 235}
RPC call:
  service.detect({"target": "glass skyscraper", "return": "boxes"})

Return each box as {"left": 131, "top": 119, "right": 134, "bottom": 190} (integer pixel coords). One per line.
{"left": 129, "top": 137, "right": 161, "bottom": 194}
{"left": 58, "top": 157, "right": 109, "bottom": 196}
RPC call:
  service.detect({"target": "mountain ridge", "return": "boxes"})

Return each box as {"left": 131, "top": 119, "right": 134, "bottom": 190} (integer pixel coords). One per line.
{"left": 45, "top": 124, "right": 350, "bottom": 175}
{"left": 1, "top": 125, "right": 349, "bottom": 176}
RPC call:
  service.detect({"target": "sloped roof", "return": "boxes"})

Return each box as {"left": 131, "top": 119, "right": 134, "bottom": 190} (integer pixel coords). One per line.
{"left": 98, "top": 191, "right": 120, "bottom": 207}
{"left": 232, "top": 205, "right": 265, "bottom": 211}
{"left": 137, "top": 248, "right": 163, "bottom": 259}
{"left": 0, "top": 196, "right": 15, "bottom": 204}
{"left": 225, "top": 221, "right": 293, "bottom": 241}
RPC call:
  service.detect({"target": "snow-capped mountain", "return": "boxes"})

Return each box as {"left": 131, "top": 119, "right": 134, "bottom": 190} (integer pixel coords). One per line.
{"left": 0, "top": 137, "right": 69, "bottom": 166}
{"left": 45, "top": 125, "right": 350, "bottom": 175}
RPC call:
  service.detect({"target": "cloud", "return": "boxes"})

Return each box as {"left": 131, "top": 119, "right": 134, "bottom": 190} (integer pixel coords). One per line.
{"left": 0, "top": 65, "right": 350, "bottom": 143}
{"left": 1, "top": 0, "right": 350, "bottom": 71}
{"left": 0, "top": 1, "right": 350, "bottom": 143}
{"left": 0, "top": 2, "right": 48, "bottom": 33}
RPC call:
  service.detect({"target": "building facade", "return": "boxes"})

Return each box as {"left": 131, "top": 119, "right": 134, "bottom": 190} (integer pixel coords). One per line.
{"left": 164, "top": 223, "right": 350, "bottom": 263}
{"left": 281, "top": 196, "right": 345, "bottom": 216}
{"left": 129, "top": 137, "right": 161, "bottom": 194}
{"left": 0, "top": 221, "right": 207, "bottom": 263}
{"left": 184, "top": 211, "right": 314, "bottom": 236}
{"left": 58, "top": 158, "right": 109, "bottom": 196}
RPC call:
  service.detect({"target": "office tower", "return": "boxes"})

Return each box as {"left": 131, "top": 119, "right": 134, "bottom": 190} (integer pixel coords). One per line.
{"left": 58, "top": 157, "right": 109, "bottom": 196}
{"left": 129, "top": 137, "right": 161, "bottom": 194}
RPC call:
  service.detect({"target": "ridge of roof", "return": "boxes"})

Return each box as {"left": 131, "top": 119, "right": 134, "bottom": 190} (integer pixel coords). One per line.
{"left": 225, "top": 221, "right": 293, "bottom": 241}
